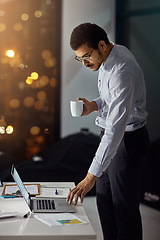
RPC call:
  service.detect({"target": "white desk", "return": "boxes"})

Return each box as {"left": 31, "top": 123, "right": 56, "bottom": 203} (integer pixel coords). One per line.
{"left": 0, "top": 182, "right": 96, "bottom": 240}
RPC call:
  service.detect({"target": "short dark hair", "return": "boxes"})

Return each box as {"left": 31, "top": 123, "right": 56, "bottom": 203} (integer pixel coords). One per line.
{"left": 70, "top": 23, "right": 110, "bottom": 50}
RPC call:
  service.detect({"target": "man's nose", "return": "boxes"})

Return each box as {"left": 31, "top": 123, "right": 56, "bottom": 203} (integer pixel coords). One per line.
{"left": 82, "top": 59, "right": 89, "bottom": 66}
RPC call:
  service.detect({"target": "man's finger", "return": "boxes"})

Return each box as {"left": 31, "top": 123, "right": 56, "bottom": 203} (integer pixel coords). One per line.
{"left": 66, "top": 191, "right": 71, "bottom": 202}
{"left": 67, "top": 187, "right": 76, "bottom": 202}
{"left": 77, "top": 97, "right": 84, "bottom": 101}
{"left": 67, "top": 187, "right": 79, "bottom": 204}
{"left": 66, "top": 187, "right": 75, "bottom": 201}
{"left": 74, "top": 188, "right": 83, "bottom": 205}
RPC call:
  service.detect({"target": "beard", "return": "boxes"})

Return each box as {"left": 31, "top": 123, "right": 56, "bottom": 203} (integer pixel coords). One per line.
{"left": 86, "top": 61, "right": 102, "bottom": 71}
{"left": 86, "top": 49, "right": 103, "bottom": 71}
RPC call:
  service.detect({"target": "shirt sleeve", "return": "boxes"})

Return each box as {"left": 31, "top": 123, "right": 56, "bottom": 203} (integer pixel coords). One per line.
{"left": 88, "top": 71, "right": 135, "bottom": 177}
{"left": 93, "top": 97, "right": 102, "bottom": 110}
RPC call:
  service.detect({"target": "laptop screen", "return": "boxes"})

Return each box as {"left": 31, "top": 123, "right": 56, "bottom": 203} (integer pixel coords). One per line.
{"left": 11, "top": 165, "right": 30, "bottom": 206}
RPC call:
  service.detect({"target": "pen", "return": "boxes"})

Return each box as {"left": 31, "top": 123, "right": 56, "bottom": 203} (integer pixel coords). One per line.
{"left": 0, "top": 180, "right": 3, "bottom": 187}
{"left": 55, "top": 189, "right": 58, "bottom": 195}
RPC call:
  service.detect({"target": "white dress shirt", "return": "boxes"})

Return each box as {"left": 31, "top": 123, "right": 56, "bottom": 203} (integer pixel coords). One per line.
{"left": 88, "top": 44, "right": 148, "bottom": 177}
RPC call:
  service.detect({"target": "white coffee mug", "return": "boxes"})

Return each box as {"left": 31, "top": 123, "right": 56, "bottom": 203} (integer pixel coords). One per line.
{"left": 70, "top": 100, "right": 83, "bottom": 117}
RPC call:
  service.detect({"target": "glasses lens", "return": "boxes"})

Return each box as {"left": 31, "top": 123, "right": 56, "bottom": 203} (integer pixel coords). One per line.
{"left": 75, "top": 50, "right": 93, "bottom": 62}
{"left": 75, "top": 56, "right": 82, "bottom": 62}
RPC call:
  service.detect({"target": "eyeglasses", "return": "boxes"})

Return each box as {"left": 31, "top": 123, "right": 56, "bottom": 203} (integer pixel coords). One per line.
{"left": 75, "top": 49, "right": 93, "bottom": 62}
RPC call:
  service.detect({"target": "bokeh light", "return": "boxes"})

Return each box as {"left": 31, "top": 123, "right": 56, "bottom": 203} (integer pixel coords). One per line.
{"left": 31, "top": 72, "right": 39, "bottom": 80}
{"left": 37, "top": 91, "right": 46, "bottom": 101}
{"left": 41, "top": 49, "right": 52, "bottom": 59}
{"left": 9, "top": 99, "right": 20, "bottom": 109}
{"left": 30, "top": 126, "right": 40, "bottom": 135}
{"left": 19, "top": 63, "right": 28, "bottom": 70}
{"left": 23, "top": 97, "right": 35, "bottom": 107}
{"left": 34, "top": 10, "right": 42, "bottom": 18}
{"left": 0, "top": 127, "right": 5, "bottom": 134}
{"left": 44, "top": 57, "right": 56, "bottom": 68}
{"left": 35, "top": 135, "right": 45, "bottom": 144}
{"left": 13, "top": 23, "right": 23, "bottom": 31}
{"left": 18, "top": 82, "right": 26, "bottom": 90}
{"left": 5, "top": 50, "right": 15, "bottom": 58}
{"left": 0, "top": 23, "right": 6, "bottom": 32}
{"left": 39, "top": 75, "right": 49, "bottom": 86}
{"left": 21, "top": 13, "right": 29, "bottom": 21}
{"left": 6, "top": 125, "right": 14, "bottom": 134}
{"left": 34, "top": 101, "right": 44, "bottom": 110}
{"left": 44, "top": 128, "right": 50, "bottom": 134}
{"left": 26, "top": 77, "right": 33, "bottom": 85}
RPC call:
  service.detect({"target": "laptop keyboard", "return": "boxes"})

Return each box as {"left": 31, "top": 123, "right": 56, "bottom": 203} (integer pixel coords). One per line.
{"left": 36, "top": 199, "right": 55, "bottom": 210}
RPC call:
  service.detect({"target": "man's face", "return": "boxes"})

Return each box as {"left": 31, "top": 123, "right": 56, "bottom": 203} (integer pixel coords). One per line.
{"left": 74, "top": 43, "right": 104, "bottom": 71}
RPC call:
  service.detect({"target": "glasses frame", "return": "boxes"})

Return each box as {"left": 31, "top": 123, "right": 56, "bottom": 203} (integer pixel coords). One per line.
{"left": 75, "top": 49, "right": 93, "bottom": 62}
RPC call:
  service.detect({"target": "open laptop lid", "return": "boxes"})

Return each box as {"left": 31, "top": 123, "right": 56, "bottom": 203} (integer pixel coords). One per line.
{"left": 11, "top": 165, "right": 31, "bottom": 208}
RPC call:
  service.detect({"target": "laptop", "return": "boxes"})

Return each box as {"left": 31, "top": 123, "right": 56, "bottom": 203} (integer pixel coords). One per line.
{"left": 11, "top": 165, "right": 75, "bottom": 213}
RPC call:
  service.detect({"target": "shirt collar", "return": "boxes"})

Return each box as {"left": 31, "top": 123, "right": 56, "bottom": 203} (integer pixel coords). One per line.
{"left": 100, "top": 43, "right": 117, "bottom": 71}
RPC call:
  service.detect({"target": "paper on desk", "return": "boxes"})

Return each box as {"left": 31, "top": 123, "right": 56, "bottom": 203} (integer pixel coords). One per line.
{"left": 34, "top": 213, "right": 88, "bottom": 227}
{"left": 5, "top": 185, "right": 38, "bottom": 195}
{"left": 0, "top": 210, "right": 17, "bottom": 219}
{"left": 36, "top": 187, "right": 70, "bottom": 198}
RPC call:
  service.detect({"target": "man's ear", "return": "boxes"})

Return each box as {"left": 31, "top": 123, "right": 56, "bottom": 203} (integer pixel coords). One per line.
{"left": 98, "top": 41, "right": 106, "bottom": 51}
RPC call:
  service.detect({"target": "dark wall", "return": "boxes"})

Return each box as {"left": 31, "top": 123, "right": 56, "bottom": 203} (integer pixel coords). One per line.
{"left": 116, "top": 0, "right": 160, "bottom": 143}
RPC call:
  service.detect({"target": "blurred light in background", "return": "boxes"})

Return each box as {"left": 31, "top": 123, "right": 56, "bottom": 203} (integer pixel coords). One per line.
{"left": 37, "top": 91, "right": 46, "bottom": 100}
{"left": 5, "top": 50, "right": 15, "bottom": 58}
{"left": 23, "top": 97, "right": 35, "bottom": 107}
{"left": 21, "top": 13, "right": 29, "bottom": 21}
{"left": 39, "top": 75, "right": 49, "bottom": 86}
{"left": 0, "top": 0, "right": 61, "bottom": 162}
{"left": 41, "top": 49, "right": 52, "bottom": 59}
{"left": 13, "top": 23, "right": 23, "bottom": 31}
{"left": 0, "top": 127, "right": 5, "bottom": 135}
{"left": 26, "top": 77, "right": 33, "bottom": 85}
{"left": 34, "top": 100, "right": 44, "bottom": 110}
{"left": 0, "top": 116, "right": 14, "bottom": 135}
{"left": 0, "top": 23, "right": 6, "bottom": 32}
{"left": 31, "top": 72, "right": 39, "bottom": 80}
{"left": 6, "top": 125, "right": 14, "bottom": 134}
{"left": 9, "top": 99, "right": 20, "bottom": 109}
{"left": 30, "top": 126, "right": 40, "bottom": 135}
{"left": 34, "top": 10, "right": 42, "bottom": 18}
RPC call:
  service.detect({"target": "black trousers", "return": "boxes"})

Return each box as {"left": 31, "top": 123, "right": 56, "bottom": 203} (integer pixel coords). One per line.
{"left": 96, "top": 126, "right": 150, "bottom": 240}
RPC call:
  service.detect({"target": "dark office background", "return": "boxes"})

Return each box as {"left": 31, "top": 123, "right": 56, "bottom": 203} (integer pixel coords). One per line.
{"left": 116, "top": 0, "right": 160, "bottom": 210}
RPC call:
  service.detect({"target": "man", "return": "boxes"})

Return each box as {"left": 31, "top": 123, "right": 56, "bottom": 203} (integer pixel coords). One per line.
{"left": 67, "top": 23, "right": 150, "bottom": 240}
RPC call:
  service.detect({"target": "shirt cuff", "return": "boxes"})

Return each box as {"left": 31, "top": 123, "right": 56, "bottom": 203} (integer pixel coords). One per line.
{"left": 93, "top": 98, "right": 102, "bottom": 111}
{"left": 88, "top": 159, "right": 103, "bottom": 177}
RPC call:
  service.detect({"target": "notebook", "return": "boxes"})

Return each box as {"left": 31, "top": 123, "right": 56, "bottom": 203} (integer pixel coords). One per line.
{"left": 11, "top": 165, "right": 75, "bottom": 213}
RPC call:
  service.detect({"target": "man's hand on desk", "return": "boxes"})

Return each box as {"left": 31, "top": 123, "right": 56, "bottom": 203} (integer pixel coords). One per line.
{"left": 66, "top": 173, "right": 97, "bottom": 205}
